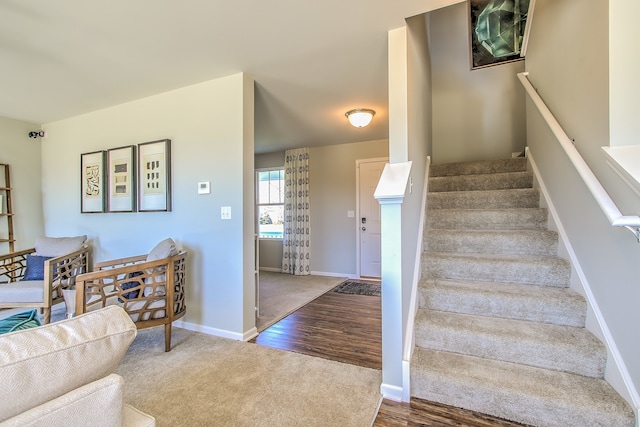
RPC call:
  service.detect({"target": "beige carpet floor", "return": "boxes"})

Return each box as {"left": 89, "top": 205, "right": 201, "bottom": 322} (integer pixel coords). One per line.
{"left": 256, "top": 272, "right": 346, "bottom": 331}
{"left": 115, "top": 326, "right": 382, "bottom": 427}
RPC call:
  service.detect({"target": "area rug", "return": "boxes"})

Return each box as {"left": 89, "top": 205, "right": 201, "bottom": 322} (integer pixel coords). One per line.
{"left": 116, "top": 326, "right": 382, "bottom": 426}
{"left": 334, "top": 281, "right": 381, "bottom": 297}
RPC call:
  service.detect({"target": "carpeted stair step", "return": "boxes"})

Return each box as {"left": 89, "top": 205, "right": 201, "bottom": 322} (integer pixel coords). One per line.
{"left": 414, "top": 310, "right": 605, "bottom": 377}
{"left": 424, "top": 229, "right": 558, "bottom": 255}
{"left": 427, "top": 188, "right": 540, "bottom": 210}
{"left": 430, "top": 158, "right": 528, "bottom": 177}
{"left": 429, "top": 171, "right": 533, "bottom": 193}
{"left": 422, "top": 252, "right": 571, "bottom": 287}
{"left": 410, "top": 348, "right": 635, "bottom": 427}
{"left": 425, "top": 208, "right": 548, "bottom": 230}
{"left": 418, "top": 278, "right": 586, "bottom": 327}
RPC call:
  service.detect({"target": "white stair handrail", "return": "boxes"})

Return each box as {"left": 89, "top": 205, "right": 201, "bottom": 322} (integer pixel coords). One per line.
{"left": 518, "top": 72, "right": 640, "bottom": 241}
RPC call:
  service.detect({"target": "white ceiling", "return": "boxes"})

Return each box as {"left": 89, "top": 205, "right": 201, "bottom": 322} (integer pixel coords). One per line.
{"left": 0, "top": 0, "right": 459, "bottom": 153}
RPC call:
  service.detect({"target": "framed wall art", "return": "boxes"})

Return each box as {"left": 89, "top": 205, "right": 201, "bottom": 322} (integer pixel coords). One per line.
{"left": 468, "top": 0, "right": 532, "bottom": 70}
{"left": 107, "top": 145, "right": 136, "bottom": 212}
{"left": 80, "top": 150, "right": 106, "bottom": 213}
{"left": 138, "top": 139, "right": 171, "bottom": 212}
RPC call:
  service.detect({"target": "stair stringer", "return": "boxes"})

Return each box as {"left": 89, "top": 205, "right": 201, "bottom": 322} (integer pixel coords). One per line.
{"left": 527, "top": 147, "right": 640, "bottom": 423}
{"left": 401, "top": 156, "right": 431, "bottom": 403}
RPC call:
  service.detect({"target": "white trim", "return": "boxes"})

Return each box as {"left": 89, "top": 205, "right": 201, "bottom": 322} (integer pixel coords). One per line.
{"left": 401, "top": 156, "right": 430, "bottom": 402}
{"left": 527, "top": 148, "right": 640, "bottom": 415}
{"left": 355, "top": 157, "right": 389, "bottom": 278}
{"left": 309, "top": 270, "right": 357, "bottom": 279}
{"left": 259, "top": 267, "right": 281, "bottom": 273}
{"left": 602, "top": 146, "right": 640, "bottom": 198}
{"left": 380, "top": 383, "right": 403, "bottom": 402}
{"left": 402, "top": 359, "right": 412, "bottom": 402}
{"left": 173, "top": 320, "right": 257, "bottom": 342}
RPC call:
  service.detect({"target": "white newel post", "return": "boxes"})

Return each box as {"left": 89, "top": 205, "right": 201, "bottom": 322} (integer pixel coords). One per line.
{"left": 374, "top": 161, "right": 412, "bottom": 401}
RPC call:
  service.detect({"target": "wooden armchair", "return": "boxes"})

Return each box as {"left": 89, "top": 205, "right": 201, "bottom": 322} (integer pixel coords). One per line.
{"left": 0, "top": 243, "right": 89, "bottom": 324}
{"left": 75, "top": 248, "right": 187, "bottom": 352}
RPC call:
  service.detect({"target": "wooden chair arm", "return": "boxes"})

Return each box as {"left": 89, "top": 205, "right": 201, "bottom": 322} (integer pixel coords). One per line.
{"left": 42, "top": 245, "right": 89, "bottom": 305}
{"left": 0, "top": 248, "right": 36, "bottom": 283}
{"left": 93, "top": 254, "right": 147, "bottom": 271}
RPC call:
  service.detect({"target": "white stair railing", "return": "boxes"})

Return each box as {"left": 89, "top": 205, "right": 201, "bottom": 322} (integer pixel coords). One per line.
{"left": 518, "top": 72, "right": 640, "bottom": 242}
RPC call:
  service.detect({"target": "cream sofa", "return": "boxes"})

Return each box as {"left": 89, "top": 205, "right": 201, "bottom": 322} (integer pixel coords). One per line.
{"left": 0, "top": 306, "right": 155, "bottom": 426}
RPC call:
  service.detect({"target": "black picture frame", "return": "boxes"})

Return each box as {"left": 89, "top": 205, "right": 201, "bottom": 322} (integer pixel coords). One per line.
{"left": 106, "top": 145, "right": 136, "bottom": 213}
{"left": 468, "top": 0, "right": 532, "bottom": 70}
{"left": 80, "top": 150, "right": 106, "bottom": 213}
{"left": 137, "top": 139, "right": 171, "bottom": 212}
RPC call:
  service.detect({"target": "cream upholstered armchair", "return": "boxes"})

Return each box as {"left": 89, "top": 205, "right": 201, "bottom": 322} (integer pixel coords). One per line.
{"left": 0, "top": 236, "right": 89, "bottom": 323}
{"left": 75, "top": 238, "right": 187, "bottom": 352}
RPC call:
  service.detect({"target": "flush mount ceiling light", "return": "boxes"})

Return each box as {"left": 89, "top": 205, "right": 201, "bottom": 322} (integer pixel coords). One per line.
{"left": 345, "top": 108, "right": 375, "bottom": 128}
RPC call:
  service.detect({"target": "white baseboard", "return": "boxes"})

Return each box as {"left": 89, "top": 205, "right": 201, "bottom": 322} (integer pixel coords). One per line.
{"left": 309, "top": 270, "right": 356, "bottom": 279}
{"left": 173, "top": 319, "right": 256, "bottom": 342}
{"left": 258, "top": 267, "right": 281, "bottom": 272}
{"left": 380, "top": 383, "right": 403, "bottom": 402}
{"left": 527, "top": 148, "right": 640, "bottom": 415}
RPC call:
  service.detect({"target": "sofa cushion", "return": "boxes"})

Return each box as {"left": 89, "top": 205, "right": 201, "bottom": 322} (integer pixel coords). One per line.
{"left": 21, "top": 254, "right": 52, "bottom": 281}
{"left": 34, "top": 235, "right": 87, "bottom": 257}
{"left": 0, "top": 281, "right": 44, "bottom": 303}
{"left": 0, "top": 305, "right": 136, "bottom": 422}
{"left": 0, "top": 309, "right": 41, "bottom": 335}
{"left": 2, "top": 374, "right": 126, "bottom": 427}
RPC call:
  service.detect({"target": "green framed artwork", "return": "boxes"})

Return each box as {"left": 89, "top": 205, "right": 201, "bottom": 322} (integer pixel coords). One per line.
{"left": 468, "top": 0, "right": 533, "bottom": 70}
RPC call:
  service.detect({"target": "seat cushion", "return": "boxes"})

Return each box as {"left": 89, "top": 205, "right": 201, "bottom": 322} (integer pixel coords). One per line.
{"left": 0, "top": 305, "right": 136, "bottom": 422}
{"left": 34, "top": 235, "right": 87, "bottom": 257}
{"left": 124, "top": 299, "right": 167, "bottom": 322}
{"left": 0, "top": 281, "right": 44, "bottom": 303}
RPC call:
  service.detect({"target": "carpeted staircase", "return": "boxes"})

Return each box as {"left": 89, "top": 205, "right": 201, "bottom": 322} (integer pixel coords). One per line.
{"left": 411, "top": 157, "right": 636, "bottom": 427}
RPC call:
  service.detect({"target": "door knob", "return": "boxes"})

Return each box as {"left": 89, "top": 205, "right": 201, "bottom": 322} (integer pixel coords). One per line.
{"left": 362, "top": 226, "right": 366, "bottom": 231}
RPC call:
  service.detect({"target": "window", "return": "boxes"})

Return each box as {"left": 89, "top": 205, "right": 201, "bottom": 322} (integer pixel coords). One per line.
{"left": 256, "top": 168, "right": 284, "bottom": 239}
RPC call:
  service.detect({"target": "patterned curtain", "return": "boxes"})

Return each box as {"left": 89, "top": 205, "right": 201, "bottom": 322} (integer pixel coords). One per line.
{"left": 281, "top": 147, "right": 311, "bottom": 275}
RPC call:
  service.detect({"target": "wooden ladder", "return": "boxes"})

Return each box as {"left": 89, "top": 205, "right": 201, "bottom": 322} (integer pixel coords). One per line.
{"left": 0, "top": 163, "right": 15, "bottom": 253}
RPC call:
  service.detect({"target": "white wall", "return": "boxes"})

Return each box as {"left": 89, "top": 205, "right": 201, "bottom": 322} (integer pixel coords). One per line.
{"left": 430, "top": 2, "right": 527, "bottom": 164}
{"left": 255, "top": 139, "right": 389, "bottom": 276}
{"left": 525, "top": 0, "right": 640, "bottom": 406}
{"left": 41, "top": 73, "right": 257, "bottom": 339}
{"left": 310, "top": 139, "right": 388, "bottom": 276}
{"left": 0, "top": 117, "right": 45, "bottom": 252}
{"left": 402, "top": 13, "right": 432, "bottom": 335}
{"left": 609, "top": 0, "right": 640, "bottom": 147}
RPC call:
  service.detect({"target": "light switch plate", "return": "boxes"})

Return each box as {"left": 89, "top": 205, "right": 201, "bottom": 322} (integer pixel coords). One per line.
{"left": 221, "top": 206, "right": 231, "bottom": 219}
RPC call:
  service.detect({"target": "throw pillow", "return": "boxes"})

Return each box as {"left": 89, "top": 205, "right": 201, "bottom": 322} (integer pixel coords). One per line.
{"left": 0, "top": 309, "right": 41, "bottom": 335}
{"left": 143, "top": 238, "right": 179, "bottom": 297}
{"left": 21, "top": 255, "right": 52, "bottom": 281}
{"left": 118, "top": 271, "right": 144, "bottom": 303}
{"left": 146, "top": 238, "right": 178, "bottom": 262}
{"left": 34, "top": 235, "right": 87, "bottom": 257}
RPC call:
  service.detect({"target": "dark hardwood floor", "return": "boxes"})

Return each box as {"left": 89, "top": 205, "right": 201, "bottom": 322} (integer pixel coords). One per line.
{"left": 250, "top": 283, "right": 527, "bottom": 427}
{"left": 251, "top": 287, "right": 382, "bottom": 369}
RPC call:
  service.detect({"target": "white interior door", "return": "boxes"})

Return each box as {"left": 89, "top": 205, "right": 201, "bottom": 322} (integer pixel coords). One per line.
{"left": 358, "top": 159, "right": 386, "bottom": 278}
